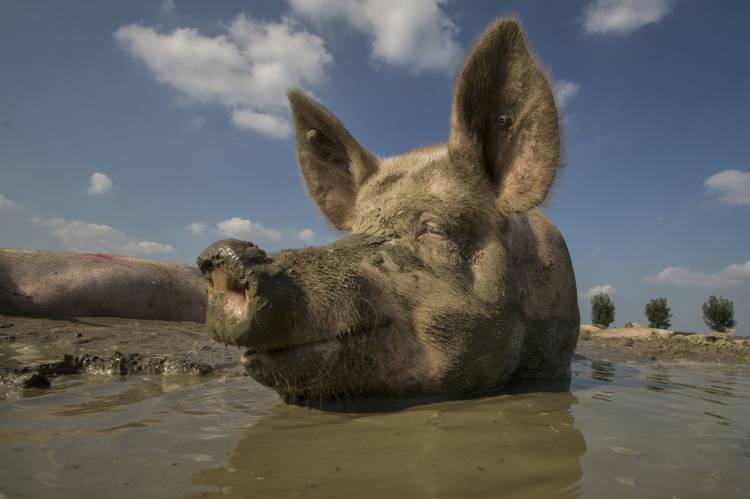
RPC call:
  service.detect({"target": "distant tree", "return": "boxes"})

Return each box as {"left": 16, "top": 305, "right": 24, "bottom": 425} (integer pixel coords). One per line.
{"left": 591, "top": 292, "right": 615, "bottom": 328}
{"left": 702, "top": 295, "right": 736, "bottom": 333}
{"left": 645, "top": 297, "right": 672, "bottom": 329}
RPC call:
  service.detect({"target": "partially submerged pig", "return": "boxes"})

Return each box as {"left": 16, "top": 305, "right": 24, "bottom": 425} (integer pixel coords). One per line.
{"left": 197, "top": 18, "right": 579, "bottom": 400}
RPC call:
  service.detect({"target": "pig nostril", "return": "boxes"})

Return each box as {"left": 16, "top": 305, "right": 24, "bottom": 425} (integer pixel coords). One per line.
{"left": 208, "top": 268, "right": 248, "bottom": 318}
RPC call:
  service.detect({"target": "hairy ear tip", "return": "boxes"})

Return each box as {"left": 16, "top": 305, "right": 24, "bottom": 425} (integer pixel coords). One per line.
{"left": 288, "top": 89, "right": 315, "bottom": 114}
{"left": 287, "top": 88, "right": 304, "bottom": 100}
{"left": 486, "top": 14, "right": 523, "bottom": 34}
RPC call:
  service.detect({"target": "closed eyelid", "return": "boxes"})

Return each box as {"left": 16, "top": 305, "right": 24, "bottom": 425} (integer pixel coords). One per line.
{"left": 416, "top": 220, "right": 447, "bottom": 239}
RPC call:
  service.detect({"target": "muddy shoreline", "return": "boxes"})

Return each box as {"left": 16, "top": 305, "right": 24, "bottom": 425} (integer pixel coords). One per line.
{"left": 0, "top": 315, "right": 240, "bottom": 390}
{"left": 577, "top": 330, "right": 750, "bottom": 365}
{"left": 2, "top": 315, "right": 749, "bottom": 392}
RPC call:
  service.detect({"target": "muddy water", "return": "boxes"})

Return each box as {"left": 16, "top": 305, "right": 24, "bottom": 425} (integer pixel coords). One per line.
{"left": 2, "top": 357, "right": 750, "bottom": 497}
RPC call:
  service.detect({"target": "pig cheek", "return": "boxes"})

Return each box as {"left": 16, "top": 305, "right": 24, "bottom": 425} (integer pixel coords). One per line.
{"left": 470, "top": 240, "right": 508, "bottom": 304}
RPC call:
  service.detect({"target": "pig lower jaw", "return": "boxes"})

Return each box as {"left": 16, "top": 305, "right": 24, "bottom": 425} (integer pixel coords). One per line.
{"left": 240, "top": 338, "right": 341, "bottom": 365}
{"left": 239, "top": 337, "right": 342, "bottom": 368}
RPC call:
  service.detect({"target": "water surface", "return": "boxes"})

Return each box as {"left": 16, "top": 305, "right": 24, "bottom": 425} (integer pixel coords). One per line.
{"left": 1, "top": 356, "right": 749, "bottom": 498}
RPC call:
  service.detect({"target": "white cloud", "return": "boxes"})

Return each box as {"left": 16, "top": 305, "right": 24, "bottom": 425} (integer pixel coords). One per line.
{"left": 215, "top": 217, "right": 283, "bottom": 242}
{"left": 644, "top": 261, "right": 750, "bottom": 288}
{"left": 32, "top": 216, "right": 176, "bottom": 256}
{"left": 297, "top": 228, "right": 315, "bottom": 241}
{"left": 88, "top": 172, "right": 113, "bottom": 195}
{"left": 208, "top": 217, "right": 317, "bottom": 244}
{"left": 704, "top": 169, "right": 750, "bottom": 206}
{"left": 0, "top": 193, "right": 18, "bottom": 209}
{"left": 584, "top": 0, "right": 674, "bottom": 34}
{"left": 553, "top": 80, "right": 580, "bottom": 108}
{"left": 114, "top": 15, "right": 332, "bottom": 138}
{"left": 289, "top": 0, "right": 461, "bottom": 73}
{"left": 580, "top": 284, "right": 616, "bottom": 299}
{"left": 184, "top": 222, "right": 208, "bottom": 236}
{"left": 231, "top": 109, "right": 292, "bottom": 138}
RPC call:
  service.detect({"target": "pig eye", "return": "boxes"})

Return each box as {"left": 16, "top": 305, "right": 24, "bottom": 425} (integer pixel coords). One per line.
{"left": 417, "top": 221, "right": 446, "bottom": 240}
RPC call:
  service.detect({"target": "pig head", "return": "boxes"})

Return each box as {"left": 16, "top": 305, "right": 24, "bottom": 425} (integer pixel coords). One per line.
{"left": 197, "top": 18, "right": 579, "bottom": 400}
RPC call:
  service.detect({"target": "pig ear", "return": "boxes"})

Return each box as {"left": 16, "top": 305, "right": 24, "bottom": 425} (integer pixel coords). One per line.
{"left": 288, "top": 90, "right": 378, "bottom": 230}
{"left": 449, "top": 18, "right": 560, "bottom": 214}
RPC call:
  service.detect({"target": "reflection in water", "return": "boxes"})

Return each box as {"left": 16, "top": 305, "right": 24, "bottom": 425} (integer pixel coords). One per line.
{"left": 0, "top": 375, "right": 278, "bottom": 498}
{"left": 2, "top": 357, "right": 750, "bottom": 498}
{"left": 589, "top": 360, "right": 616, "bottom": 383}
{"left": 572, "top": 357, "right": 750, "bottom": 498}
{"left": 191, "top": 390, "right": 585, "bottom": 498}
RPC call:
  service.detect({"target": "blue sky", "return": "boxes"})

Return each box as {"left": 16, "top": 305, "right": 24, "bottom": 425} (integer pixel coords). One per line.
{"left": 1, "top": 0, "right": 748, "bottom": 332}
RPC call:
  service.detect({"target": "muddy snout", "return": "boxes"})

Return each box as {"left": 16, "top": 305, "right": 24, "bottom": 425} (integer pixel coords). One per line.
{"left": 197, "top": 239, "right": 293, "bottom": 349}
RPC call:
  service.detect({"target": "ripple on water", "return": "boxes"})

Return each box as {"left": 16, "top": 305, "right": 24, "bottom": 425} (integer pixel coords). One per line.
{"left": 1, "top": 358, "right": 750, "bottom": 498}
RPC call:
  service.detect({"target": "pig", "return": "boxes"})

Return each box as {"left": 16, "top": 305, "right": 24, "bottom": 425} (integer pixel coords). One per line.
{"left": 0, "top": 249, "right": 206, "bottom": 322}
{"left": 197, "top": 18, "right": 580, "bottom": 400}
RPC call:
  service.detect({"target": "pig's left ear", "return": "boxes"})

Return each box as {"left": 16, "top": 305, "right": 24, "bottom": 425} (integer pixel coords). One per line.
{"left": 449, "top": 18, "right": 560, "bottom": 214}
{"left": 289, "top": 90, "right": 378, "bottom": 230}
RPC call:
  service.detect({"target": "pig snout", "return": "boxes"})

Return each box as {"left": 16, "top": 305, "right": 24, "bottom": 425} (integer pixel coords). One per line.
{"left": 196, "top": 239, "right": 291, "bottom": 348}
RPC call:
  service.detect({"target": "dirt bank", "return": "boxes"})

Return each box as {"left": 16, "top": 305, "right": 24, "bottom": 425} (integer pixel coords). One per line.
{"left": 0, "top": 315, "right": 240, "bottom": 390}
{"left": 577, "top": 324, "right": 750, "bottom": 364}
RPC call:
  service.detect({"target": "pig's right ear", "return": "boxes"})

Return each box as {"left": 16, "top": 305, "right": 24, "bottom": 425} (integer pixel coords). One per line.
{"left": 289, "top": 90, "right": 378, "bottom": 230}
{"left": 449, "top": 18, "right": 560, "bottom": 214}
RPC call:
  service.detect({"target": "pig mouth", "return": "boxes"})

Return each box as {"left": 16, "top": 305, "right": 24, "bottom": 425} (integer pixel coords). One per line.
{"left": 239, "top": 338, "right": 338, "bottom": 366}
{"left": 238, "top": 317, "right": 393, "bottom": 362}
{"left": 204, "top": 266, "right": 391, "bottom": 360}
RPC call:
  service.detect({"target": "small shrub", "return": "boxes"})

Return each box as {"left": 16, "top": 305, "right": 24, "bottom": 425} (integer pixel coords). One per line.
{"left": 702, "top": 295, "right": 736, "bottom": 333}
{"left": 591, "top": 292, "right": 615, "bottom": 328}
{"left": 645, "top": 297, "right": 672, "bottom": 329}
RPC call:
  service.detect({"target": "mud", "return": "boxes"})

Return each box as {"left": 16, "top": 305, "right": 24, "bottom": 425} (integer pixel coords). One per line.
{"left": 0, "top": 315, "right": 240, "bottom": 392}
{"left": 577, "top": 329, "right": 750, "bottom": 364}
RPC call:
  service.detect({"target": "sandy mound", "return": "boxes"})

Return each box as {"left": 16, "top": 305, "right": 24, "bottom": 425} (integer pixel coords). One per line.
{"left": 581, "top": 325, "right": 674, "bottom": 339}
{"left": 580, "top": 324, "right": 677, "bottom": 339}
{"left": 578, "top": 324, "right": 750, "bottom": 364}
{"left": 580, "top": 324, "right": 603, "bottom": 335}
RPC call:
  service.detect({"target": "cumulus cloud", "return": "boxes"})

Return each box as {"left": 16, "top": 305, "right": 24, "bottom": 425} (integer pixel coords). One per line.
{"left": 231, "top": 109, "right": 292, "bottom": 138}
{"left": 297, "top": 228, "right": 315, "bottom": 241}
{"left": 191, "top": 217, "right": 316, "bottom": 244}
{"left": 114, "top": 15, "right": 332, "bottom": 138}
{"left": 215, "top": 217, "right": 283, "bottom": 242}
{"left": 580, "top": 284, "right": 616, "bottom": 299}
{"left": 0, "top": 193, "right": 18, "bottom": 209}
{"left": 32, "top": 216, "right": 176, "bottom": 256}
{"left": 184, "top": 222, "right": 208, "bottom": 236}
{"left": 553, "top": 80, "right": 580, "bottom": 108}
{"left": 289, "top": 0, "right": 461, "bottom": 73}
{"left": 704, "top": 169, "right": 750, "bottom": 206}
{"left": 584, "top": 0, "right": 674, "bottom": 34}
{"left": 88, "top": 172, "right": 113, "bottom": 195}
{"left": 645, "top": 261, "right": 750, "bottom": 288}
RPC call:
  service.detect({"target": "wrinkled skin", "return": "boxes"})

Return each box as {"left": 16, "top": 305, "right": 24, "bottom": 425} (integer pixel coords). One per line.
{"left": 0, "top": 249, "right": 206, "bottom": 322}
{"left": 198, "top": 18, "right": 579, "bottom": 400}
